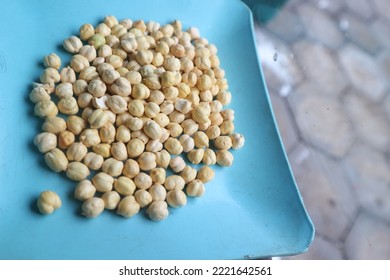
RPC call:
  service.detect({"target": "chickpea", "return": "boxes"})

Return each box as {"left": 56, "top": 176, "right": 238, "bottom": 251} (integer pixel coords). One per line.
{"left": 83, "top": 152, "right": 104, "bottom": 170}
{"left": 193, "top": 131, "right": 209, "bottom": 148}
{"left": 44, "top": 148, "right": 68, "bottom": 172}
{"left": 117, "top": 196, "right": 140, "bottom": 218}
{"left": 180, "top": 166, "right": 197, "bottom": 183}
{"left": 123, "top": 159, "right": 140, "bottom": 179}
{"left": 138, "top": 152, "right": 157, "bottom": 171}
{"left": 164, "top": 137, "right": 183, "bottom": 155}
{"left": 114, "top": 176, "right": 136, "bottom": 196}
{"left": 186, "top": 179, "right": 205, "bottom": 197}
{"left": 128, "top": 99, "right": 145, "bottom": 117}
{"left": 187, "top": 149, "right": 204, "bottom": 165}
{"left": 66, "top": 162, "right": 90, "bottom": 181}
{"left": 134, "top": 189, "right": 153, "bottom": 208}
{"left": 230, "top": 133, "right": 245, "bottom": 149}
{"left": 81, "top": 197, "right": 105, "bottom": 218}
{"left": 58, "top": 130, "right": 75, "bottom": 149}
{"left": 111, "top": 142, "right": 128, "bottom": 161}
{"left": 202, "top": 148, "right": 216, "bottom": 165}
{"left": 80, "top": 128, "right": 101, "bottom": 147}
{"left": 37, "top": 191, "right": 62, "bottom": 215}
{"left": 102, "top": 191, "right": 121, "bottom": 210}
{"left": 58, "top": 96, "right": 79, "bottom": 115}
{"left": 146, "top": 139, "right": 163, "bottom": 153}
{"left": 134, "top": 172, "right": 153, "bottom": 189}
{"left": 34, "top": 132, "right": 57, "bottom": 153}
{"left": 147, "top": 201, "right": 169, "bottom": 221}
{"left": 127, "top": 138, "right": 145, "bottom": 158}
{"left": 143, "top": 120, "right": 162, "bottom": 140}
{"left": 164, "top": 175, "right": 185, "bottom": 191}
{"left": 169, "top": 156, "right": 186, "bottom": 173}
{"left": 197, "top": 166, "right": 215, "bottom": 183}
{"left": 102, "top": 157, "right": 124, "bottom": 177}
{"left": 111, "top": 77, "right": 132, "bottom": 96}
{"left": 206, "top": 125, "right": 221, "bottom": 140}
{"left": 66, "top": 142, "right": 88, "bottom": 162}
{"left": 92, "top": 172, "right": 114, "bottom": 192}
{"left": 34, "top": 100, "right": 58, "bottom": 118}
{"left": 155, "top": 149, "right": 171, "bottom": 168}
{"left": 214, "top": 136, "right": 233, "bottom": 150}
{"left": 40, "top": 67, "right": 61, "bottom": 84}
{"left": 93, "top": 143, "right": 112, "bottom": 158}
{"left": 166, "top": 189, "right": 187, "bottom": 208}
{"left": 116, "top": 125, "right": 131, "bottom": 143}
{"left": 30, "top": 86, "right": 50, "bottom": 104}
{"left": 43, "top": 53, "right": 61, "bottom": 69}
{"left": 99, "top": 122, "right": 116, "bottom": 144}
{"left": 74, "top": 180, "right": 96, "bottom": 201}
{"left": 216, "top": 150, "right": 234, "bottom": 167}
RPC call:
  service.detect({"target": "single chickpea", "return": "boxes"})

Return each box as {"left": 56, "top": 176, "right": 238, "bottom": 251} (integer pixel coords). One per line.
{"left": 181, "top": 119, "right": 199, "bottom": 136}
{"left": 144, "top": 102, "right": 160, "bottom": 118}
{"left": 29, "top": 86, "right": 50, "bottom": 104}
{"left": 127, "top": 138, "right": 145, "bottom": 158}
{"left": 43, "top": 53, "right": 61, "bottom": 69}
{"left": 77, "top": 93, "right": 93, "bottom": 108}
{"left": 202, "top": 148, "right": 216, "bottom": 165}
{"left": 143, "top": 120, "right": 162, "bottom": 140}
{"left": 134, "top": 172, "right": 153, "bottom": 189}
{"left": 34, "top": 132, "right": 57, "bottom": 153}
{"left": 164, "top": 175, "right": 185, "bottom": 191}
{"left": 34, "top": 100, "right": 58, "bottom": 118}
{"left": 169, "top": 156, "right": 186, "bottom": 173}
{"left": 219, "top": 120, "right": 235, "bottom": 135}
{"left": 92, "top": 143, "right": 112, "bottom": 158}
{"left": 67, "top": 116, "right": 86, "bottom": 135}
{"left": 134, "top": 189, "right": 153, "bottom": 208}
{"left": 180, "top": 166, "right": 197, "bottom": 183}
{"left": 154, "top": 113, "right": 170, "bottom": 127}
{"left": 70, "top": 54, "right": 89, "bottom": 73}
{"left": 74, "top": 180, "right": 96, "bottom": 201}
{"left": 214, "top": 135, "right": 233, "bottom": 150}
{"left": 114, "top": 176, "right": 136, "bottom": 196}
{"left": 186, "top": 179, "right": 205, "bottom": 197}
{"left": 193, "top": 131, "right": 209, "bottom": 148}
{"left": 166, "top": 189, "right": 187, "bottom": 208}
{"left": 58, "top": 130, "right": 75, "bottom": 149}
{"left": 58, "top": 96, "right": 79, "bottom": 115}
{"left": 111, "top": 77, "right": 132, "bottom": 96}
{"left": 66, "top": 142, "right": 88, "bottom": 162}
{"left": 102, "top": 157, "right": 124, "bottom": 177}
{"left": 167, "top": 122, "right": 183, "bottom": 138}
{"left": 146, "top": 139, "right": 163, "bottom": 153}
{"left": 187, "top": 149, "right": 204, "bottom": 165}
{"left": 99, "top": 122, "right": 116, "bottom": 144}
{"left": 92, "top": 172, "right": 114, "bottom": 192}
{"left": 206, "top": 125, "right": 221, "bottom": 140}
{"left": 63, "top": 36, "right": 83, "bottom": 53}
{"left": 42, "top": 117, "right": 67, "bottom": 135}
{"left": 102, "top": 68, "right": 120, "bottom": 84}
{"left": 79, "top": 23, "right": 95, "bottom": 41}
{"left": 216, "top": 150, "right": 234, "bottom": 167}
{"left": 128, "top": 99, "right": 145, "bottom": 117}
{"left": 123, "top": 159, "right": 140, "bottom": 179}
{"left": 147, "top": 201, "right": 169, "bottom": 221}
{"left": 81, "top": 197, "right": 105, "bottom": 218}
{"left": 44, "top": 148, "right": 68, "bottom": 172}
{"left": 117, "top": 196, "right": 140, "bottom": 218}
{"left": 116, "top": 125, "right": 131, "bottom": 143}
{"left": 197, "top": 166, "right": 215, "bottom": 183}
{"left": 66, "top": 162, "right": 90, "bottom": 182}
{"left": 79, "top": 45, "right": 97, "bottom": 62}
{"left": 179, "top": 134, "right": 195, "bottom": 153}
{"left": 230, "top": 133, "right": 245, "bottom": 149}
{"left": 80, "top": 128, "right": 101, "bottom": 147}
{"left": 155, "top": 149, "right": 171, "bottom": 169}
{"left": 138, "top": 152, "right": 157, "bottom": 171}
{"left": 37, "top": 191, "right": 62, "bottom": 215}
{"left": 102, "top": 191, "right": 121, "bottom": 210}
{"left": 111, "top": 142, "right": 128, "bottom": 161}
{"left": 164, "top": 137, "right": 183, "bottom": 155}
{"left": 192, "top": 104, "right": 211, "bottom": 124}
{"left": 83, "top": 152, "right": 104, "bottom": 170}
{"left": 55, "top": 82, "right": 73, "bottom": 98}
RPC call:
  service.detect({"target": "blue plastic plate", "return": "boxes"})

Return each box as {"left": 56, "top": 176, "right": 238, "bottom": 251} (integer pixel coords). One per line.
{"left": 0, "top": 0, "right": 314, "bottom": 259}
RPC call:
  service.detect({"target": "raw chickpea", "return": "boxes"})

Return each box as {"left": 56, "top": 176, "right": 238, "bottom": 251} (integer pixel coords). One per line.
{"left": 134, "top": 172, "right": 153, "bottom": 189}
{"left": 111, "top": 77, "right": 132, "bottom": 96}
{"left": 193, "top": 131, "right": 209, "bottom": 148}
{"left": 93, "top": 143, "right": 112, "bottom": 158}
{"left": 148, "top": 184, "right": 166, "bottom": 201}
{"left": 81, "top": 197, "right": 105, "bottom": 218}
{"left": 55, "top": 82, "right": 73, "bottom": 98}
{"left": 70, "top": 54, "right": 89, "bottom": 73}
{"left": 102, "top": 191, "right": 121, "bottom": 210}
{"left": 217, "top": 91, "right": 232, "bottom": 106}
{"left": 42, "top": 117, "right": 67, "bottom": 134}
{"left": 102, "top": 157, "right": 123, "bottom": 177}
{"left": 197, "top": 74, "right": 212, "bottom": 91}
{"left": 179, "top": 134, "right": 195, "bottom": 153}
{"left": 144, "top": 102, "right": 160, "bottom": 118}
{"left": 197, "top": 166, "right": 215, "bottom": 183}
{"left": 88, "top": 79, "right": 107, "bottom": 97}
{"left": 220, "top": 120, "right": 235, "bottom": 135}
{"left": 116, "top": 125, "right": 131, "bottom": 143}
{"left": 80, "top": 128, "right": 101, "bottom": 147}
{"left": 34, "top": 132, "right": 57, "bottom": 153}
{"left": 174, "top": 99, "right": 192, "bottom": 114}
{"left": 58, "top": 130, "right": 75, "bottom": 149}
{"left": 143, "top": 120, "right": 162, "bottom": 140}
{"left": 29, "top": 86, "right": 50, "bottom": 104}
{"left": 186, "top": 179, "right": 205, "bottom": 197}
{"left": 210, "top": 112, "right": 223, "bottom": 126}
{"left": 66, "top": 162, "right": 90, "bottom": 181}
{"left": 164, "top": 175, "right": 185, "bottom": 191}
{"left": 92, "top": 172, "right": 114, "bottom": 192}
{"left": 132, "top": 83, "right": 150, "bottom": 99}
{"left": 44, "top": 148, "right": 68, "bottom": 172}
{"left": 99, "top": 122, "right": 116, "bottom": 144}
{"left": 34, "top": 100, "right": 58, "bottom": 118}
{"left": 58, "top": 96, "right": 79, "bottom": 115}
{"left": 66, "top": 142, "right": 88, "bottom": 162}
{"left": 166, "top": 189, "right": 187, "bottom": 208}
{"left": 40, "top": 67, "right": 61, "bottom": 84}
{"left": 111, "top": 142, "right": 128, "bottom": 161}
{"left": 221, "top": 109, "right": 235, "bottom": 121}
{"left": 230, "top": 133, "right": 245, "bottom": 149}
{"left": 146, "top": 139, "right": 163, "bottom": 152}
{"left": 202, "top": 148, "right": 216, "bottom": 165}
{"left": 180, "top": 166, "right": 197, "bottom": 183}
{"left": 128, "top": 99, "right": 145, "bottom": 117}
{"left": 117, "top": 196, "right": 140, "bottom": 218}
{"left": 181, "top": 119, "right": 199, "bottom": 135}
{"left": 123, "top": 159, "right": 140, "bottom": 179}
{"left": 192, "top": 104, "right": 211, "bottom": 124}
{"left": 79, "top": 66, "right": 99, "bottom": 81}
{"left": 43, "top": 53, "right": 61, "bottom": 69}
{"left": 154, "top": 113, "right": 170, "bottom": 128}
{"left": 121, "top": 37, "right": 138, "bottom": 53}
{"left": 125, "top": 70, "right": 142, "bottom": 84}
{"left": 164, "top": 137, "right": 183, "bottom": 155}
{"left": 134, "top": 189, "right": 153, "bottom": 208}
{"left": 169, "top": 156, "right": 186, "bottom": 173}
{"left": 138, "top": 152, "right": 157, "bottom": 171}
{"left": 114, "top": 176, "right": 136, "bottom": 196}
{"left": 102, "top": 68, "right": 120, "bottom": 84}
{"left": 187, "top": 149, "right": 204, "bottom": 165}
{"left": 74, "top": 180, "right": 96, "bottom": 201}
{"left": 107, "top": 95, "right": 128, "bottom": 115}
{"left": 206, "top": 125, "right": 220, "bottom": 140}
{"left": 216, "top": 150, "right": 234, "bottom": 167}
{"left": 127, "top": 116, "right": 144, "bottom": 131}
{"left": 167, "top": 122, "right": 183, "bottom": 138}
{"left": 127, "top": 138, "right": 145, "bottom": 158}
{"left": 73, "top": 80, "right": 88, "bottom": 95}
{"left": 199, "top": 90, "right": 213, "bottom": 102}
{"left": 163, "top": 86, "right": 179, "bottom": 100}
{"left": 79, "top": 45, "right": 97, "bottom": 62}
{"left": 160, "top": 100, "right": 174, "bottom": 115}
{"left": 160, "top": 128, "right": 170, "bottom": 143}
{"left": 83, "top": 152, "right": 104, "bottom": 170}
{"left": 155, "top": 149, "right": 171, "bottom": 168}
{"left": 214, "top": 135, "right": 233, "bottom": 150}
{"left": 77, "top": 93, "right": 93, "bottom": 108}
{"left": 148, "top": 90, "right": 165, "bottom": 105}
{"left": 147, "top": 201, "right": 169, "bottom": 221}
{"left": 116, "top": 112, "right": 132, "bottom": 127}
{"left": 63, "top": 36, "right": 83, "bottom": 53}
{"left": 37, "top": 191, "right": 62, "bottom": 215}
{"left": 81, "top": 107, "right": 93, "bottom": 121}
{"left": 106, "top": 54, "right": 123, "bottom": 69}
{"left": 67, "top": 116, "right": 86, "bottom": 135}
{"left": 79, "top": 23, "right": 95, "bottom": 41}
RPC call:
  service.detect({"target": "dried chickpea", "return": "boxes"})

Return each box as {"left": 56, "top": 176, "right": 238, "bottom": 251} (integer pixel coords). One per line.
{"left": 111, "top": 77, "right": 132, "bottom": 96}
{"left": 42, "top": 117, "right": 67, "bottom": 135}
{"left": 66, "top": 142, "right": 88, "bottom": 162}
{"left": 58, "top": 96, "right": 78, "bottom": 116}
{"left": 99, "top": 122, "right": 116, "bottom": 144}
{"left": 67, "top": 116, "right": 86, "bottom": 135}
{"left": 81, "top": 197, "right": 105, "bottom": 218}
{"left": 111, "top": 142, "right": 128, "bottom": 161}
{"left": 164, "top": 175, "right": 185, "bottom": 191}
{"left": 123, "top": 159, "right": 140, "bottom": 179}
{"left": 80, "top": 128, "right": 101, "bottom": 147}
{"left": 66, "top": 162, "right": 90, "bottom": 181}
{"left": 128, "top": 99, "right": 145, "bottom": 117}
{"left": 180, "top": 166, "right": 197, "bottom": 183}
{"left": 114, "top": 176, "right": 136, "bottom": 196}
{"left": 192, "top": 104, "right": 211, "bottom": 124}
{"left": 83, "top": 152, "right": 104, "bottom": 170}
{"left": 74, "top": 180, "right": 96, "bottom": 201}
{"left": 43, "top": 53, "right": 61, "bottom": 69}
{"left": 181, "top": 119, "right": 199, "bottom": 135}
{"left": 102, "top": 157, "right": 123, "bottom": 177}
{"left": 102, "top": 191, "right": 121, "bottom": 210}
{"left": 92, "top": 172, "right": 114, "bottom": 192}
{"left": 216, "top": 150, "right": 234, "bottom": 167}
{"left": 58, "top": 130, "right": 75, "bottom": 149}
{"left": 230, "top": 133, "right": 245, "bottom": 149}
{"left": 179, "top": 134, "right": 195, "bottom": 153}
{"left": 154, "top": 112, "right": 170, "bottom": 127}
{"left": 79, "top": 23, "right": 95, "bottom": 41}
{"left": 134, "top": 189, "right": 153, "bottom": 208}
{"left": 220, "top": 120, "right": 235, "bottom": 135}
{"left": 93, "top": 143, "right": 112, "bottom": 158}
{"left": 34, "top": 100, "right": 58, "bottom": 118}
{"left": 166, "top": 122, "right": 183, "bottom": 138}
{"left": 193, "top": 131, "right": 209, "bottom": 148}
{"left": 147, "top": 201, "right": 169, "bottom": 221}
{"left": 214, "top": 136, "right": 232, "bottom": 150}
{"left": 138, "top": 152, "right": 157, "bottom": 171}
{"left": 206, "top": 125, "right": 220, "bottom": 140}
{"left": 164, "top": 137, "right": 183, "bottom": 155}
{"left": 63, "top": 36, "right": 82, "bottom": 53}
{"left": 116, "top": 125, "right": 131, "bottom": 143}
{"left": 155, "top": 149, "right": 171, "bottom": 168}
{"left": 77, "top": 93, "right": 93, "bottom": 108}
{"left": 44, "top": 148, "right": 68, "bottom": 172}
{"left": 30, "top": 86, "right": 50, "bottom": 104}
{"left": 187, "top": 149, "right": 204, "bottom": 165}
{"left": 34, "top": 132, "right": 57, "bottom": 153}
{"left": 144, "top": 102, "right": 160, "bottom": 118}
{"left": 117, "top": 196, "right": 140, "bottom": 218}
{"left": 166, "top": 189, "right": 187, "bottom": 208}
{"left": 143, "top": 120, "right": 162, "bottom": 140}
{"left": 197, "top": 166, "right": 215, "bottom": 183}
{"left": 202, "top": 148, "right": 216, "bottom": 165}
{"left": 55, "top": 82, "right": 73, "bottom": 98}
{"left": 37, "top": 191, "right": 62, "bottom": 215}
{"left": 40, "top": 67, "right": 61, "bottom": 84}
{"left": 134, "top": 172, "right": 153, "bottom": 189}
{"left": 169, "top": 156, "right": 186, "bottom": 173}
{"left": 126, "top": 138, "right": 145, "bottom": 158}
{"left": 186, "top": 179, "right": 205, "bottom": 197}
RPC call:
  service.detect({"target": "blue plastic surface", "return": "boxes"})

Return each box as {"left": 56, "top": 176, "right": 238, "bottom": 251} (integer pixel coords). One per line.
{"left": 0, "top": 0, "right": 314, "bottom": 259}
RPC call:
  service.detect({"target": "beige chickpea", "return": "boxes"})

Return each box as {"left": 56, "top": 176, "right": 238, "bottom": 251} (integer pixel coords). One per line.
{"left": 163, "top": 56, "right": 181, "bottom": 71}
{"left": 115, "top": 112, "right": 132, "bottom": 126}
{"left": 63, "top": 36, "right": 82, "bottom": 53}
{"left": 92, "top": 95, "right": 109, "bottom": 110}
{"left": 197, "top": 74, "right": 212, "bottom": 91}
{"left": 216, "top": 150, "right": 234, "bottom": 167}
{"left": 186, "top": 179, "right": 205, "bottom": 197}
{"left": 102, "top": 158, "right": 124, "bottom": 177}
{"left": 102, "top": 191, "right": 121, "bottom": 210}
{"left": 144, "top": 102, "right": 160, "bottom": 118}
{"left": 146, "top": 168, "right": 165, "bottom": 185}
{"left": 123, "top": 159, "right": 140, "bottom": 179}
{"left": 197, "top": 166, "right": 215, "bottom": 183}
{"left": 143, "top": 75, "right": 161, "bottom": 92}
{"left": 217, "top": 91, "right": 232, "bottom": 106}
{"left": 34, "top": 100, "right": 58, "bottom": 118}
{"left": 146, "top": 139, "right": 163, "bottom": 153}
{"left": 70, "top": 54, "right": 89, "bottom": 73}
{"left": 83, "top": 152, "right": 104, "bottom": 170}
{"left": 148, "top": 183, "right": 166, "bottom": 201}
{"left": 40, "top": 67, "right": 61, "bottom": 84}
{"left": 55, "top": 82, "right": 73, "bottom": 98}
{"left": 181, "top": 119, "right": 199, "bottom": 135}
{"left": 163, "top": 86, "right": 179, "bottom": 100}
{"left": 148, "top": 90, "right": 164, "bottom": 105}
{"left": 92, "top": 172, "right": 114, "bottom": 192}
{"left": 66, "top": 162, "right": 90, "bottom": 181}
{"left": 79, "top": 66, "right": 99, "bottom": 81}
{"left": 220, "top": 120, "right": 235, "bottom": 135}
{"left": 121, "top": 37, "right": 138, "bottom": 53}
{"left": 214, "top": 136, "right": 233, "bottom": 150}
{"left": 111, "top": 77, "right": 132, "bottom": 96}
{"left": 143, "top": 120, "right": 162, "bottom": 140}
{"left": 164, "top": 137, "right": 183, "bottom": 155}
{"left": 166, "top": 189, "right": 187, "bottom": 208}
{"left": 59, "top": 67, "right": 76, "bottom": 84}
{"left": 114, "top": 176, "right": 136, "bottom": 196}
{"left": 174, "top": 99, "right": 192, "bottom": 115}
{"left": 102, "top": 68, "right": 120, "bottom": 84}
{"left": 137, "top": 152, "right": 157, "bottom": 171}
{"left": 117, "top": 196, "right": 140, "bottom": 218}
{"left": 153, "top": 113, "right": 170, "bottom": 128}
{"left": 159, "top": 100, "right": 174, "bottom": 115}
{"left": 44, "top": 148, "right": 68, "bottom": 172}
{"left": 88, "top": 109, "right": 108, "bottom": 129}
{"left": 29, "top": 86, "right": 50, "bottom": 104}
{"left": 88, "top": 79, "right": 106, "bottom": 97}
{"left": 127, "top": 116, "right": 144, "bottom": 131}
{"left": 109, "top": 142, "right": 127, "bottom": 161}
{"left": 58, "top": 96, "right": 78, "bottom": 115}
{"left": 147, "top": 201, "right": 169, "bottom": 221}
{"left": 206, "top": 125, "right": 221, "bottom": 140}
{"left": 177, "top": 82, "right": 191, "bottom": 98}
{"left": 43, "top": 53, "right": 61, "bottom": 69}
{"left": 58, "top": 130, "right": 75, "bottom": 149}
{"left": 79, "top": 23, "right": 95, "bottom": 41}
{"left": 80, "top": 128, "right": 101, "bottom": 147}
{"left": 135, "top": 36, "right": 150, "bottom": 51}
{"left": 92, "top": 56, "right": 105, "bottom": 67}
{"left": 192, "top": 104, "right": 211, "bottom": 124}
{"left": 92, "top": 143, "right": 112, "bottom": 158}
{"left": 221, "top": 109, "right": 235, "bottom": 121}
{"left": 79, "top": 45, "right": 97, "bottom": 62}
{"left": 155, "top": 149, "right": 171, "bottom": 168}
{"left": 115, "top": 125, "right": 131, "bottom": 143}
{"left": 230, "top": 133, "right": 245, "bottom": 149}
{"left": 167, "top": 122, "right": 183, "bottom": 138}
{"left": 128, "top": 99, "right": 145, "bottom": 117}
{"left": 42, "top": 117, "right": 66, "bottom": 134}
{"left": 117, "top": 66, "right": 129, "bottom": 76}
{"left": 77, "top": 93, "right": 93, "bottom": 108}
{"left": 34, "top": 132, "right": 57, "bottom": 153}
{"left": 99, "top": 122, "right": 116, "bottom": 144}
{"left": 125, "top": 70, "right": 142, "bottom": 84}
{"left": 164, "top": 174, "right": 186, "bottom": 191}
{"left": 169, "top": 156, "right": 186, "bottom": 173}
{"left": 134, "top": 189, "right": 153, "bottom": 208}
{"left": 160, "top": 128, "right": 170, "bottom": 143}
{"left": 161, "top": 71, "right": 181, "bottom": 88}
{"left": 210, "top": 112, "right": 224, "bottom": 126}
{"left": 199, "top": 90, "right": 213, "bottom": 102}
{"left": 193, "top": 131, "right": 209, "bottom": 148}
{"left": 187, "top": 149, "right": 204, "bottom": 165}
{"left": 179, "top": 134, "right": 195, "bottom": 153}
{"left": 74, "top": 180, "right": 96, "bottom": 201}
{"left": 81, "top": 197, "right": 105, "bottom": 218}
{"left": 131, "top": 83, "right": 150, "bottom": 100}
{"left": 67, "top": 116, "right": 86, "bottom": 135}
{"left": 134, "top": 172, "right": 153, "bottom": 189}
{"left": 202, "top": 148, "right": 216, "bottom": 165}
{"left": 126, "top": 138, "right": 145, "bottom": 158}
{"left": 180, "top": 166, "right": 197, "bottom": 184}
{"left": 106, "top": 95, "right": 127, "bottom": 115}
{"left": 66, "top": 142, "right": 88, "bottom": 162}
{"left": 37, "top": 191, "right": 62, "bottom": 215}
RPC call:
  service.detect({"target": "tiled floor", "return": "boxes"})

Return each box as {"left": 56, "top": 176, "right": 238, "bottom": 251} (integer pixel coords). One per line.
{"left": 253, "top": 0, "right": 390, "bottom": 259}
